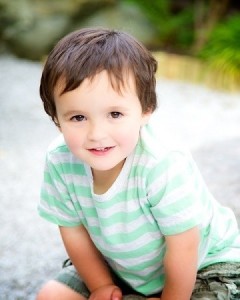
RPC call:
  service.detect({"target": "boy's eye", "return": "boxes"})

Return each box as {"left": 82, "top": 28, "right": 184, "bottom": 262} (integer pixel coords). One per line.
{"left": 70, "top": 115, "right": 85, "bottom": 122}
{"left": 110, "top": 112, "right": 123, "bottom": 119}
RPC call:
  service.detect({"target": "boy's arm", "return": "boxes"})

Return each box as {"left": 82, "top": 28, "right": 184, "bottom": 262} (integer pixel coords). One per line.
{"left": 59, "top": 225, "right": 122, "bottom": 299}
{"left": 160, "top": 226, "right": 200, "bottom": 300}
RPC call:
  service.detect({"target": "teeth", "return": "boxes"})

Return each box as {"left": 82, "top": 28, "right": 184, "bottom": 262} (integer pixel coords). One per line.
{"left": 95, "top": 147, "right": 106, "bottom": 151}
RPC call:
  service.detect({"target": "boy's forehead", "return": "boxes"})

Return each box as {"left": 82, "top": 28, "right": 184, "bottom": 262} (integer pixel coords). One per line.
{"left": 53, "top": 77, "right": 66, "bottom": 98}
{"left": 54, "top": 69, "right": 137, "bottom": 98}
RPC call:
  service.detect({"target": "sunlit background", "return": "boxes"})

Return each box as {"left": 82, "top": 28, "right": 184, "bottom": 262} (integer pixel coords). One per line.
{"left": 0, "top": 1, "right": 240, "bottom": 299}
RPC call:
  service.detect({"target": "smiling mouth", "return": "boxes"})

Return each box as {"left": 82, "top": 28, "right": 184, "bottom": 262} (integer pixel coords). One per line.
{"left": 94, "top": 147, "right": 111, "bottom": 151}
{"left": 88, "top": 146, "right": 114, "bottom": 153}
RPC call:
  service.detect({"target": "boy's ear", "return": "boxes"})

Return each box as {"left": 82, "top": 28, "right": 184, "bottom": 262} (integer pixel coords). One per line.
{"left": 141, "top": 110, "right": 152, "bottom": 126}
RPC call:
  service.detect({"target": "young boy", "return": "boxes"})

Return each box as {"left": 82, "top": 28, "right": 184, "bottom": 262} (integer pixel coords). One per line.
{"left": 37, "top": 28, "right": 240, "bottom": 300}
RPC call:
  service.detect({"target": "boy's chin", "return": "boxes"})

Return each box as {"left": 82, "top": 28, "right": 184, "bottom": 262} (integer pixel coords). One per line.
{"left": 90, "top": 160, "right": 126, "bottom": 173}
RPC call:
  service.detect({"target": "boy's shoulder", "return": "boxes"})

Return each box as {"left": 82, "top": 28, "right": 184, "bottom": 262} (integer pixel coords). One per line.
{"left": 140, "top": 125, "right": 192, "bottom": 167}
{"left": 45, "top": 134, "right": 76, "bottom": 165}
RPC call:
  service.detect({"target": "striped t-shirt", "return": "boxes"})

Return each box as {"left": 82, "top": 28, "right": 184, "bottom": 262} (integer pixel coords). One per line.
{"left": 38, "top": 129, "right": 240, "bottom": 296}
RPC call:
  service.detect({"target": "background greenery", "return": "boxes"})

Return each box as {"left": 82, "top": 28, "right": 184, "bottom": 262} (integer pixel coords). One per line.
{"left": 0, "top": 0, "right": 239, "bottom": 90}
{"left": 124, "top": 0, "right": 240, "bottom": 90}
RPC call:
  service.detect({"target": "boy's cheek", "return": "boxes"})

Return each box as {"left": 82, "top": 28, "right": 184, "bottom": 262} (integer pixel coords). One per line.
{"left": 117, "top": 130, "right": 139, "bottom": 147}
{"left": 59, "top": 130, "right": 82, "bottom": 151}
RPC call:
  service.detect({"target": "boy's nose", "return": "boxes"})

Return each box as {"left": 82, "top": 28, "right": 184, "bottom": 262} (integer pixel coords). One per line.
{"left": 87, "top": 123, "right": 106, "bottom": 141}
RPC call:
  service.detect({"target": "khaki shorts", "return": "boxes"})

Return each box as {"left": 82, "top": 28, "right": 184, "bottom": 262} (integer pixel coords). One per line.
{"left": 56, "top": 260, "right": 240, "bottom": 299}
{"left": 192, "top": 262, "right": 240, "bottom": 300}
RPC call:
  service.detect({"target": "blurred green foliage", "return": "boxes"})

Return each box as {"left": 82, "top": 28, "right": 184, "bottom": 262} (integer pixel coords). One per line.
{"left": 123, "top": 0, "right": 194, "bottom": 51}
{"left": 0, "top": 0, "right": 239, "bottom": 89}
{"left": 199, "top": 14, "right": 240, "bottom": 82}
{"left": 123, "top": 0, "right": 240, "bottom": 89}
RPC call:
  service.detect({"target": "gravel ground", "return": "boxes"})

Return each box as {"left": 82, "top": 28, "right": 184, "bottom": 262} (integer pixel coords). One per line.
{"left": 0, "top": 55, "right": 240, "bottom": 300}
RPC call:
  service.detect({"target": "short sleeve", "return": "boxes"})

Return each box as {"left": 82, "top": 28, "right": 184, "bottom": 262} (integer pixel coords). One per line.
{"left": 38, "top": 151, "right": 83, "bottom": 227}
{"left": 147, "top": 151, "right": 204, "bottom": 235}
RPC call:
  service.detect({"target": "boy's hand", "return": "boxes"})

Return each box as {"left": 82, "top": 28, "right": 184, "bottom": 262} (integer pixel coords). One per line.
{"left": 89, "top": 284, "right": 122, "bottom": 300}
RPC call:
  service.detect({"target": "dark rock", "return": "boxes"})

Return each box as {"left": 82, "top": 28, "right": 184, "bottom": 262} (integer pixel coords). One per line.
{"left": 0, "top": 0, "right": 116, "bottom": 60}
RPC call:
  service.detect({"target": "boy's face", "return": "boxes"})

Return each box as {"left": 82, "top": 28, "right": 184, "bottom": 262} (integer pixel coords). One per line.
{"left": 54, "top": 70, "right": 151, "bottom": 174}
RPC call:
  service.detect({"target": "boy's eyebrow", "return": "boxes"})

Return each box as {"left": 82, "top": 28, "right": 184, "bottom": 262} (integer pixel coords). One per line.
{"left": 62, "top": 106, "right": 129, "bottom": 118}
{"left": 62, "top": 110, "right": 84, "bottom": 117}
{"left": 107, "top": 105, "right": 129, "bottom": 111}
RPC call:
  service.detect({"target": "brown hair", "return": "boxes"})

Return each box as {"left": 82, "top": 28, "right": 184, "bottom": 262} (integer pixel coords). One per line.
{"left": 40, "top": 28, "right": 158, "bottom": 126}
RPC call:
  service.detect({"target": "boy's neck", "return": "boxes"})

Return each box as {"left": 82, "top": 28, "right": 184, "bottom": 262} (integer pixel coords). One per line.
{"left": 92, "top": 159, "right": 125, "bottom": 195}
